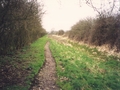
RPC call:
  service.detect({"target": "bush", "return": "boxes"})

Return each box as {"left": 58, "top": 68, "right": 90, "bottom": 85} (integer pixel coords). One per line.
{"left": 66, "top": 14, "right": 120, "bottom": 52}
{"left": 0, "top": 0, "right": 46, "bottom": 55}
{"left": 68, "top": 18, "right": 94, "bottom": 42}
{"left": 57, "top": 30, "right": 65, "bottom": 35}
{"left": 90, "top": 15, "right": 120, "bottom": 49}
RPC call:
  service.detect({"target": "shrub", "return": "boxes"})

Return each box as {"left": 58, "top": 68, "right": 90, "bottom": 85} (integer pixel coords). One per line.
{"left": 66, "top": 14, "right": 120, "bottom": 52}
{"left": 0, "top": 0, "right": 46, "bottom": 55}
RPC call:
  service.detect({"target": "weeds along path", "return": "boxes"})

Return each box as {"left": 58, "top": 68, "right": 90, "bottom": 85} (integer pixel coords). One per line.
{"left": 49, "top": 35, "right": 120, "bottom": 90}
{"left": 30, "top": 42, "right": 59, "bottom": 90}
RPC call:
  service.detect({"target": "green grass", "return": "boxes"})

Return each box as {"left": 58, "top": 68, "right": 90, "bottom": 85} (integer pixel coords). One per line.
{"left": 50, "top": 39, "right": 120, "bottom": 90}
{"left": 0, "top": 36, "right": 49, "bottom": 90}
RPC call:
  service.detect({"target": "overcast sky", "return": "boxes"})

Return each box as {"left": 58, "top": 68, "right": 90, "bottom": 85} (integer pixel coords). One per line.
{"left": 38, "top": 0, "right": 98, "bottom": 32}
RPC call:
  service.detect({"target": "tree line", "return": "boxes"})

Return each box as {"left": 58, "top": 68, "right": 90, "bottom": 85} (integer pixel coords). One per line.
{"left": 0, "top": 0, "right": 46, "bottom": 55}
{"left": 66, "top": 0, "right": 120, "bottom": 52}
{"left": 66, "top": 15, "right": 120, "bottom": 52}
{"left": 53, "top": 0, "right": 120, "bottom": 52}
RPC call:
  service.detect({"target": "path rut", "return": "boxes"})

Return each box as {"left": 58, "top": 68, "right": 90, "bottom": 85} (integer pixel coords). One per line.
{"left": 30, "top": 42, "right": 59, "bottom": 90}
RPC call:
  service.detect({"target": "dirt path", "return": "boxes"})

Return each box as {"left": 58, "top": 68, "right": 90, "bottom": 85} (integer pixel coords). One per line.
{"left": 30, "top": 42, "right": 59, "bottom": 90}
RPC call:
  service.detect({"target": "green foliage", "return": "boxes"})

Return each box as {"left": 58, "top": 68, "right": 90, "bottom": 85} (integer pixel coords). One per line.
{"left": 50, "top": 39, "right": 120, "bottom": 90}
{"left": 0, "top": 36, "right": 49, "bottom": 90}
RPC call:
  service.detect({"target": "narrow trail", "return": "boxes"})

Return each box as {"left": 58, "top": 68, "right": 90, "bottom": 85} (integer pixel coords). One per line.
{"left": 30, "top": 42, "right": 59, "bottom": 90}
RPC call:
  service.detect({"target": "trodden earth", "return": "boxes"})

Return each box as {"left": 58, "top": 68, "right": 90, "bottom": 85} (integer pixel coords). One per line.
{"left": 30, "top": 42, "right": 59, "bottom": 90}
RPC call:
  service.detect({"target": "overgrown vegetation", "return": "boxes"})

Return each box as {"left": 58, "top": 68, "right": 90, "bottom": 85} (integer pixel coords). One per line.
{"left": 57, "top": 30, "right": 65, "bottom": 35}
{"left": 0, "top": 0, "right": 46, "bottom": 55}
{"left": 0, "top": 36, "right": 49, "bottom": 90}
{"left": 66, "top": 14, "right": 120, "bottom": 51}
{"left": 50, "top": 39, "right": 120, "bottom": 90}
{"left": 67, "top": 18, "right": 94, "bottom": 42}
{"left": 61, "top": 0, "right": 120, "bottom": 52}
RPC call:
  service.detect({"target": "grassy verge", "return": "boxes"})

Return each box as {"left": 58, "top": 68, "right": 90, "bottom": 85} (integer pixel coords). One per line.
{"left": 0, "top": 36, "right": 49, "bottom": 90}
{"left": 50, "top": 39, "right": 120, "bottom": 90}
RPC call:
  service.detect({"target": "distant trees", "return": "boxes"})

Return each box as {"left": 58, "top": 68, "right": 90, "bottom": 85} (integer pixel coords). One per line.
{"left": 49, "top": 29, "right": 65, "bottom": 35}
{"left": 57, "top": 30, "right": 64, "bottom": 35}
{"left": 0, "top": 0, "right": 46, "bottom": 55}
{"left": 49, "top": 30, "right": 57, "bottom": 35}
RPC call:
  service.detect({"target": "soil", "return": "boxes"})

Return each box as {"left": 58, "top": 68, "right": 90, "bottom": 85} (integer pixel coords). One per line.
{"left": 30, "top": 42, "right": 59, "bottom": 90}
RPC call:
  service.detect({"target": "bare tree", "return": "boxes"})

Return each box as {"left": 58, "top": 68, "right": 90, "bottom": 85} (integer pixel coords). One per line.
{"left": 83, "top": 0, "right": 120, "bottom": 16}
